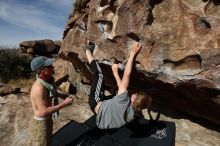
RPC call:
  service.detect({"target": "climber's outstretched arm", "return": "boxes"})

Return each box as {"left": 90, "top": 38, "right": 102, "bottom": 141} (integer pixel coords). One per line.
{"left": 117, "top": 42, "right": 141, "bottom": 95}
{"left": 112, "top": 64, "right": 122, "bottom": 88}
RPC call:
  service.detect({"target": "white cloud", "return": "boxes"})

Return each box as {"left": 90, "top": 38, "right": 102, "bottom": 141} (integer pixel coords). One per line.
{"left": 0, "top": 1, "right": 62, "bottom": 34}
{"left": 0, "top": 0, "right": 73, "bottom": 46}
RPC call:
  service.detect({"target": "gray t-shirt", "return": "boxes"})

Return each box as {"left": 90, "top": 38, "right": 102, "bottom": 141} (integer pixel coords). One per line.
{"left": 96, "top": 91, "right": 135, "bottom": 129}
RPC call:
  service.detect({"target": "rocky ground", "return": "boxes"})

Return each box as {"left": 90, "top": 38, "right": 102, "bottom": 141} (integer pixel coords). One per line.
{"left": 0, "top": 91, "right": 220, "bottom": 146}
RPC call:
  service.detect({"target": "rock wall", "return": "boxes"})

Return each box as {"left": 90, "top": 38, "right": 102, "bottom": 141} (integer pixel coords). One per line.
{"left": 20, "top": 39, "right": 61, "bottom": 56}
{"left": 59, "top": 0, "right": 220, "bottom": 125}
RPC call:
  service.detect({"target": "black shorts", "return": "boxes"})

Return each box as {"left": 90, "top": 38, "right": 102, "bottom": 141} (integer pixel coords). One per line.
{"left": 89, "top": 60, "right": 105, "bottom": 113}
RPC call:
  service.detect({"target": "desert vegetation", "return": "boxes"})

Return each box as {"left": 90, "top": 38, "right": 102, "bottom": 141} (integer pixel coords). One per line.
{"left": 0, "top": 45, "right": 32, "bottom": 83}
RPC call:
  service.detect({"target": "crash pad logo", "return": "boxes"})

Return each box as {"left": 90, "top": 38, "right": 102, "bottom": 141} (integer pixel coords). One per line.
{"left": 150, "top": 128, "right": 167, "bottom": 139}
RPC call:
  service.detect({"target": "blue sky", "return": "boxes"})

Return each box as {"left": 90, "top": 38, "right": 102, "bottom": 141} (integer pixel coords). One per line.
{"left": 0, "top": 0, "right": 74, "bottom": 47}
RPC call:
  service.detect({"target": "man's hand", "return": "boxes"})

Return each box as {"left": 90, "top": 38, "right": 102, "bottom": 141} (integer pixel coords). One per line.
{"left": 63, "top": 96, "right": 74, "bottom": 106}
{"left": 131, "top": 42, "right": 142, "bottom": 55}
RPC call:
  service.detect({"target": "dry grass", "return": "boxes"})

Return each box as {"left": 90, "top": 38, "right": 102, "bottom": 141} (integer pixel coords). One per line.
{"left": 7, "top": 77, "right": 35, "bottom": 87}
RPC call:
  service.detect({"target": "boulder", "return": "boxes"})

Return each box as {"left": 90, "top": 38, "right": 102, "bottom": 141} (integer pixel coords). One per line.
{"left": 19, "top": 39, "right": 61, "bottom": 56}
{"left": 53, "top": 58, "right": 71, "bottom": 84}
{"left": 0, "top": 84, "right": 20, "bottom": 96}
{"left": 59, "top": 0, "right": 220, "bottom": 125}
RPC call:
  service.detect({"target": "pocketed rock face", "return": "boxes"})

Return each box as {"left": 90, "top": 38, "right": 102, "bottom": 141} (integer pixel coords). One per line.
{"left": 60, "top": 0, "right": 220, "bottom": 125}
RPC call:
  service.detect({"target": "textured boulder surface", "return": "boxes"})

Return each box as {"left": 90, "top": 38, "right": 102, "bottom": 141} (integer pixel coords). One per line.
{"left": 19, "top": 39, "right": 61, "bottom": 56}
{"left": 59, "top": 0, "right": 220, "bottom": 126}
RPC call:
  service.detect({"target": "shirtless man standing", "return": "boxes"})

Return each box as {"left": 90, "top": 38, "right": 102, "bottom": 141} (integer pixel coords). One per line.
{"left": 29, "top": 56, "right": 74, "bottom": 146}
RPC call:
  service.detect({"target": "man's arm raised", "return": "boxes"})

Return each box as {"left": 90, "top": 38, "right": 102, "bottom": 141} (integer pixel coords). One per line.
{"left": 117, "top": 42, "right": 141, "bottom": 95}
{"left": 112, "top": 64, "right": 122, "bottom": 88}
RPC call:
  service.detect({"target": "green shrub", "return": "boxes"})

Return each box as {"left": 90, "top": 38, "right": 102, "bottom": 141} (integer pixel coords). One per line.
{"left": 0, "top": 46, "right": 32, "bottom": 82}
